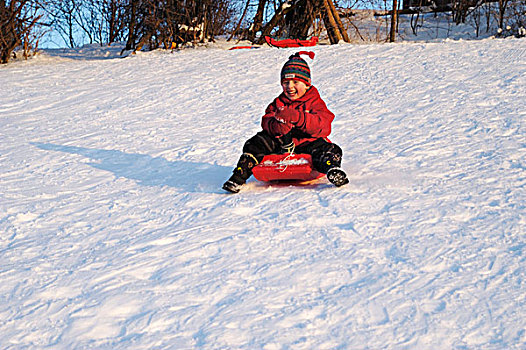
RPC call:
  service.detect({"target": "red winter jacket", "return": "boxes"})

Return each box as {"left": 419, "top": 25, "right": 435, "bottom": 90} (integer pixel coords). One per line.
{"left": 261, "top": 86, "right": 335, "bottom": 146}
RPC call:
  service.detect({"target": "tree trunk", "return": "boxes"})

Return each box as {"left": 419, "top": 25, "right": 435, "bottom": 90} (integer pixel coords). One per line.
{"left": 326, "top": 0, "right": 350, "bottom": 42}
{"left": 390, "top": 0, "right": 398, "bottom": 42}
{"left": 248, "top": 0, "right": 267, "bottom": 42}
{"left": 319, "top": 0, "right": 341, "bottom": 44}
{"left": 1, "top": 0, "right": 29, "bottom": 63}
{"left": 228, "top": 0, "right": 250, "bottom": 41}
{"left": 124, "top": 0, "right": 138, "bottom": 51}
{"left": 497, "top": 0, "right": 508, "bottom": 30}
{"left": 257, "top": 0, "right": 298, "bottom": 44}
{"left": 286, "top": 0, "right": 317, "bottom": 39}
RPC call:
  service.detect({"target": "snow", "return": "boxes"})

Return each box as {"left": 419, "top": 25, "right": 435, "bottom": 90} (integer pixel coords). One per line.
{"left": 1, "top": 36, "right": 525, "bottom": 349}
{"left": 261, "top": 157, "right": 310, "bottom": 166}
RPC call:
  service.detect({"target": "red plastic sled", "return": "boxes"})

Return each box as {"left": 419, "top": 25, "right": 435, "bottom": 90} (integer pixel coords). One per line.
{"left": 252, "top": 153, "right": 323, "bottom": 182}
{"left": 264, "top": 36, "right": 319, "bottom": 48}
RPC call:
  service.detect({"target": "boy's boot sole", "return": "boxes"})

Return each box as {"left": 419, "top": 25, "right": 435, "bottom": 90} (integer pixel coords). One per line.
{"left": 222, "top": 173, "right": 246, "bottom": 193}
{"left": 327, "top": 168, "right": 349, "bottom": 187}
{"left": 222, "top": 180, "right": 242, "bottom": 193}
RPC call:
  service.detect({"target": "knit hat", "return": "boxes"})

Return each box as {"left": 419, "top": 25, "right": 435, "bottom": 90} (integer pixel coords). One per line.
{"left": 280, "top": 51, "right": 315, "bottom": 86}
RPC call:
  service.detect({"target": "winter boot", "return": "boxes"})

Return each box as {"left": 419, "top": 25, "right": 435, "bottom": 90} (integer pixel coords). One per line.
{"left": 222, "top": 153, "right": 258, "bottom": 193}
{"left": 327, "top": 167, "right": 349, "bottom": 187}
{"left": 317, "top": 151, "right": 349, "bottom": 187}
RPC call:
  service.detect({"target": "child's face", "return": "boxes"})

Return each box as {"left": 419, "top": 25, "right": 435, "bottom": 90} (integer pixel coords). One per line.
{"left": 281, "top": 79, "right": 308, "bottom": 100}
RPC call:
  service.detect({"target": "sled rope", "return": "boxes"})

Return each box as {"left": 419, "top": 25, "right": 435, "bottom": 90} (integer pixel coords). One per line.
{"left": 279, "top": 144, "right": 296, "bottom": 173}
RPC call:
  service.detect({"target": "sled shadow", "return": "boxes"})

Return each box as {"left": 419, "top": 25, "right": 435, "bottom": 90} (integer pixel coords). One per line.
{"left": 32, "top": 143, "right": 231, "bottom": 194}
{"left": 253, "top": 179, "right": 330, "bottom": 190}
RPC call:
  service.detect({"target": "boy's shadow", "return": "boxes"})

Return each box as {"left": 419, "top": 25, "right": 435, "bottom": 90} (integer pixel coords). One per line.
{"left": 32, "top": 143, "right": 231, "bottom": 194}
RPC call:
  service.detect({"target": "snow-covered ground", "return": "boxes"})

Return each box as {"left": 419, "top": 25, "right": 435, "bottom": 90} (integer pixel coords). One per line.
{"left": 1, "top": 36, "right": 525, "bottom": 349}
{"left": 331, "top": 10, "right": 503, "bottom": 43}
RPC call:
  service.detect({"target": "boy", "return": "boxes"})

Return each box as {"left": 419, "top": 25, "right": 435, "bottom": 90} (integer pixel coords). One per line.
{"left": 223, "top": 51, "right": 348, "bottom": 193}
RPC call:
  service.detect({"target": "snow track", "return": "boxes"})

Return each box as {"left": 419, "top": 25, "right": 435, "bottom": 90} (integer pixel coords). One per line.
{"left": 1, "top": 39, "right": 525, "bottom": 349}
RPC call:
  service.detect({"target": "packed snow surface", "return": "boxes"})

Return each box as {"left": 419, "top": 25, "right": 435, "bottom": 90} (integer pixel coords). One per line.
{"left": 1, "top": 38, "right": 525, "bottom": 349}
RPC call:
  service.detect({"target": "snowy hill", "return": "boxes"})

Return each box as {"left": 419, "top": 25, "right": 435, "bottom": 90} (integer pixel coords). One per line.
{"left": 1, "top": 38, "right": 525, "bottom": 349}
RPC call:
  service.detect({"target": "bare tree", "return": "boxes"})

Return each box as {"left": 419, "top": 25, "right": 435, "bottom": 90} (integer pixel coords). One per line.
{"left": 123, "top": 0, "right": 139, "bottom": 50}
{"left": 248, "top": 0, "right": 267, "bottom": 41}
{"left": 44, "top": 0, "right": 81, "bottom": 47}
{"left": 1, "top": 0, "right": 43, "bottom": 63}
{"left": 253, "top": 0, "right": 350, "bottom": 44}
{"left": 121, "top": 0, "right": 236, "bottom": 53}
{"left": 495, "top": 0, "right": 526, "bottom": 36}
{"left": 389, "top": 0, "right": 398, "bottom": 41}
{"left": 102, "top": 0, "right": 127, "bottom": 44}
{"left": 256, "top": 0, "right": 297, "bottom": 43}
{"left": 496, "top": 0, "right": 510, "bottom": 30}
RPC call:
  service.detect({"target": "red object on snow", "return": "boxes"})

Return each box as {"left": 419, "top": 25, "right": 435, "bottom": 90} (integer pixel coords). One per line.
{"left": 252, "top": 153, "right": 323, "bottom": 182}
{"left": 229, "top": 46, "right": 260, "bottom": 50}
{"left": 264, "top": 36, "right": 319, "bottom": 48}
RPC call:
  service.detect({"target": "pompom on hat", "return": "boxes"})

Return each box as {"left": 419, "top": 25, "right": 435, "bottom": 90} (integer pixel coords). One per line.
{"left": 280, "top": 51, "right": 315, "bottom": 86}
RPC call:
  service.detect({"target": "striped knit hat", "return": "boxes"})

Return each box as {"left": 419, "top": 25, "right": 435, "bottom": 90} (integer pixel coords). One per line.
{"left": 280, "top": 51, "right": 315, "bottom": 86}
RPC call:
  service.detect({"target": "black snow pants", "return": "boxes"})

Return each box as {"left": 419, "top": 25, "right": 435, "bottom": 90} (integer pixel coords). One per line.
{"left": 242, "top": 130, "right": 343, "bottom": 175}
